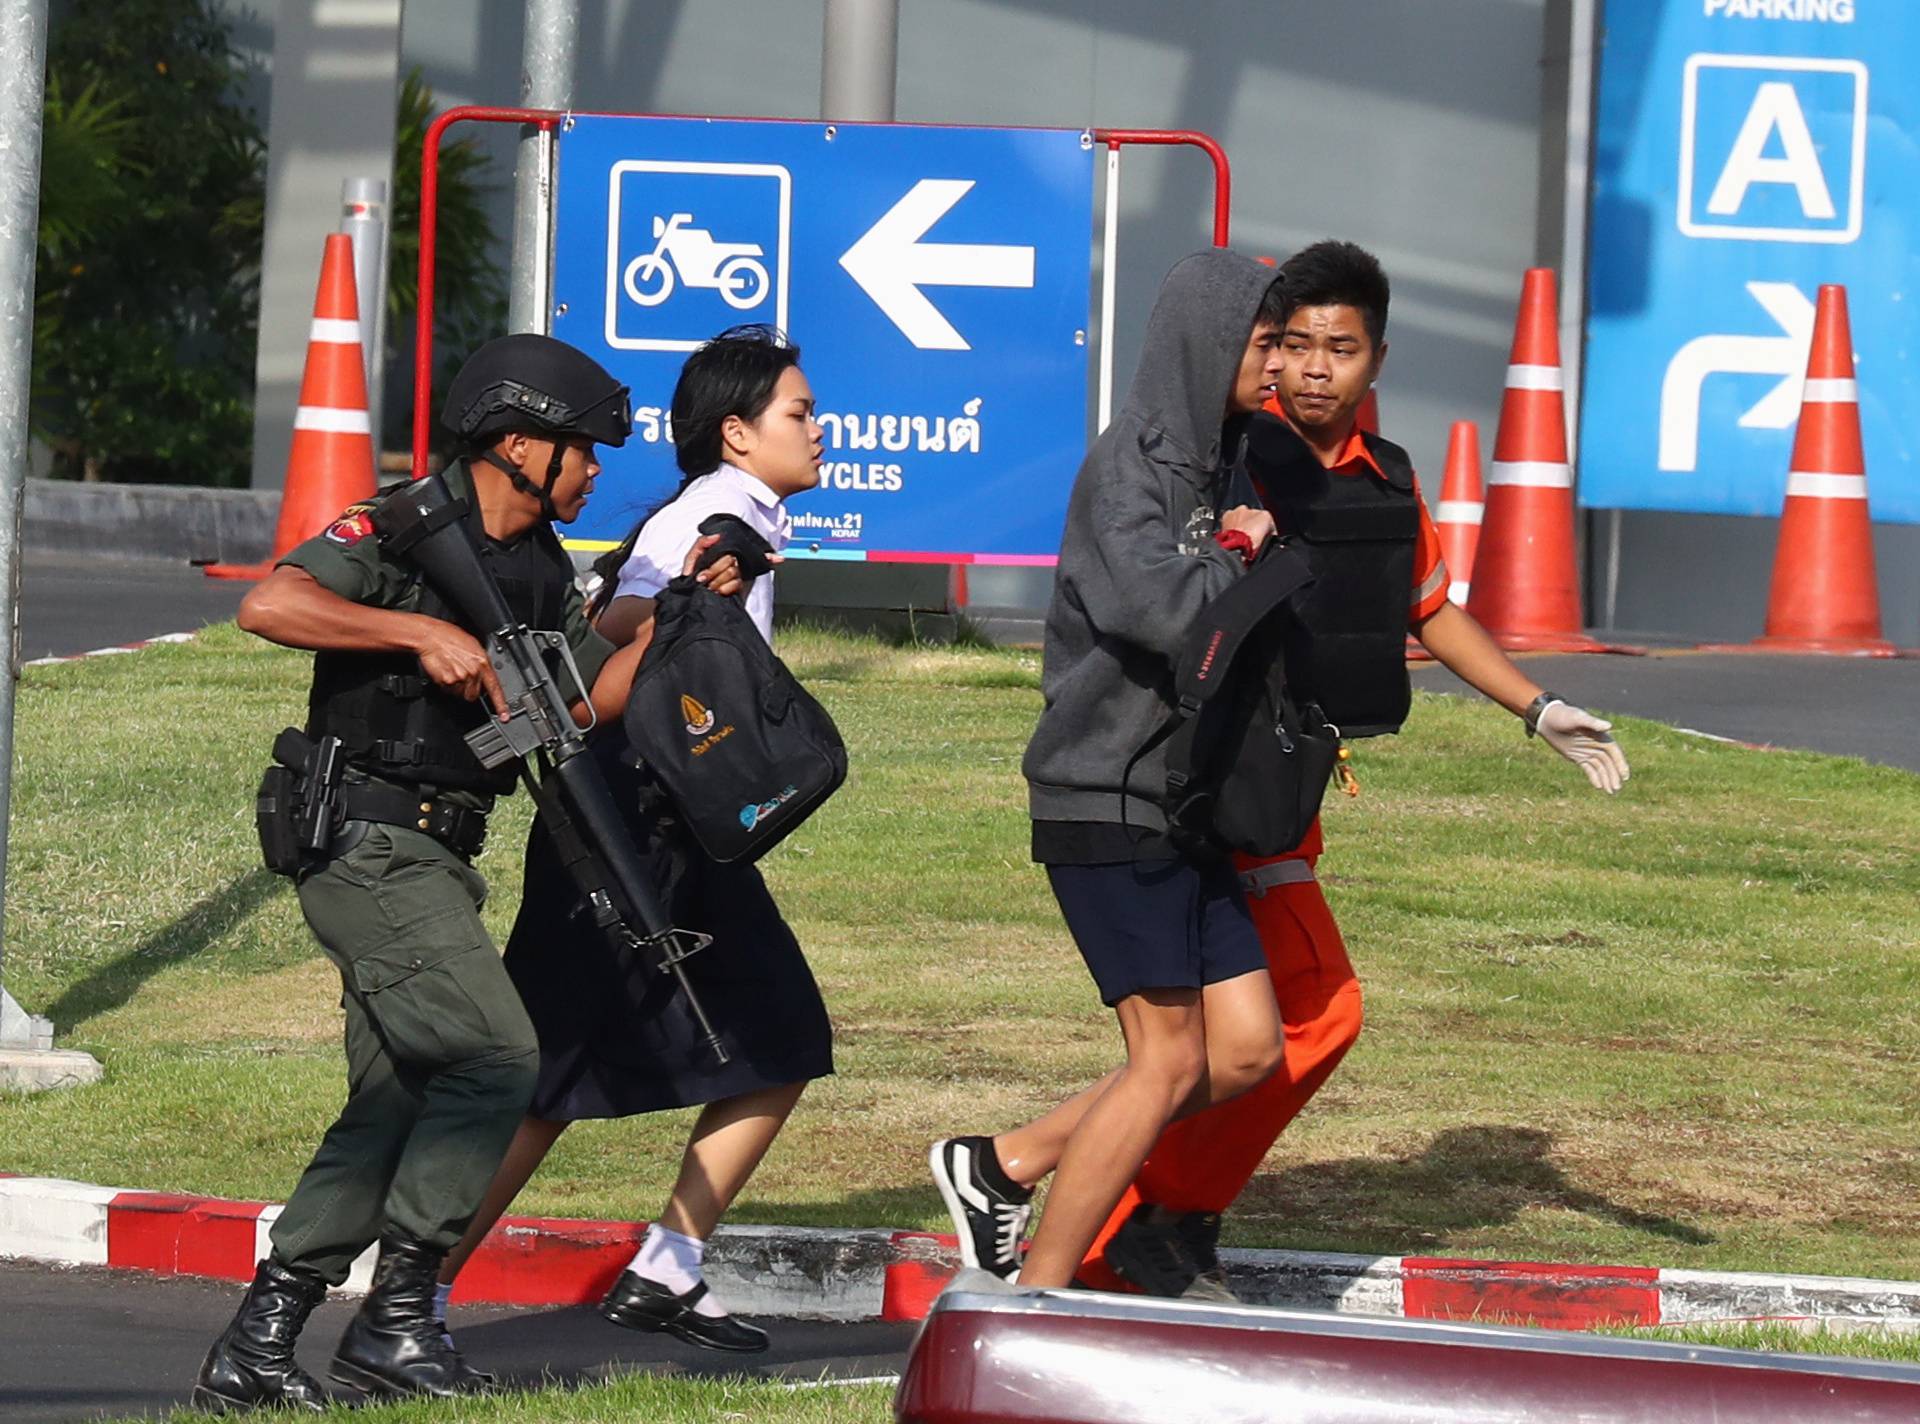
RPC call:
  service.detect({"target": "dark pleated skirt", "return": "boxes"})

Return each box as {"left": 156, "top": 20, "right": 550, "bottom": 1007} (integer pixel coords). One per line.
{"left": 504, "top": 735, "right": 833, "bottom": 1121}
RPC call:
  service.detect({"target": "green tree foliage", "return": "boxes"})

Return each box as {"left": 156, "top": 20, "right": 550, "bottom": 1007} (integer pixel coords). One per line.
{"left": 386, "top": 67, "right": 508, "bottom": 459}
{"left": 35, "top": 0, "right": 266, "bottom": 485}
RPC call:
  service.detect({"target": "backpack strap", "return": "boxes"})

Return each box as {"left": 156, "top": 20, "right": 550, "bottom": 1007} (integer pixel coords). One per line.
{"left": 1119, "top": 543, "right": 1315, "bottom": 849}
{"left": 1170, "top": 543, "right": 1315, "bottom": 707}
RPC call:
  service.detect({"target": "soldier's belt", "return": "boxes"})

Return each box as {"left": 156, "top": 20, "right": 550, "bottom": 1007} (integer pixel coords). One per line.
{"left": 338, "top": 783, "right": 488, "bottom": 859}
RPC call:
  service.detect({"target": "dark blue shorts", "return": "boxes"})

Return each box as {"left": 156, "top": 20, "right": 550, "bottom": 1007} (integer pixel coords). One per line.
{"left": 1045, "top": 858, "right": 1267, "bottom": 1007}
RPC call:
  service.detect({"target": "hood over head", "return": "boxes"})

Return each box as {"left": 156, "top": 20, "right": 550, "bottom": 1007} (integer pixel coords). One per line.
{"left": 1120, "top": 248, "right": 1279, "bottom": 473}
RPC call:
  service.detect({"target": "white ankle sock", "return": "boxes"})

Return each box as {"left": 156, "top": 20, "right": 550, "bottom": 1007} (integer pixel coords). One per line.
{"left": 628, "top": 1225, "right": 726, "bottom": 1318}
{"left": 431, "top": 1282, "right": 454, "bottom": 1325}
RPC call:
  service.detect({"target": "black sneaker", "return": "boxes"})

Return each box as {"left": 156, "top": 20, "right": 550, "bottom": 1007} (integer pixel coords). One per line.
{"left": 929, "top": 1136, "right": 1032, "bottom": 1279}
{"left": 1106, "top": 1204, "right": 1240, "bottom": 1303}
{"left": 1175, "top": 1211, "right": 1239, "bottom": 1304}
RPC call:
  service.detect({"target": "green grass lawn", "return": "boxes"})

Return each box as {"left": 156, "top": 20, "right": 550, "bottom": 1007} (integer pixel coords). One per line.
{"left": 6, "top": 622, "right": 1920, "bottom": 1281}
{"left": 103, "top": 1373, "right": 895, "bottom": 1424}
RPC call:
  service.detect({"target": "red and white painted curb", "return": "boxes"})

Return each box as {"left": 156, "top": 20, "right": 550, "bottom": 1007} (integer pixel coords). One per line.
{"left": 23, "top": 632, "right": 197, "bottom": 668}
{"left": 5, "top": 1175, "right": 1920, "bottom": 1330}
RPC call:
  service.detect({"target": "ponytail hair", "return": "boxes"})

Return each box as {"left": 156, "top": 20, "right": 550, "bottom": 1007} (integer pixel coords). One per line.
{"left": 589, "top": 324, "right": 802, "bottom": 616}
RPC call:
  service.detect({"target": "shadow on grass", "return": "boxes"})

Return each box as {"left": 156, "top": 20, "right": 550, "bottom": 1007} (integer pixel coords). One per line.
{"left": 743, "top": 1127, "right": 1711, "bottom": 1254}
{"left": 1239, "top": 1124, "right": 1714, "bottom": 1250}
{"left": 43, "top": 867, "right": 286, "bottom": 1032}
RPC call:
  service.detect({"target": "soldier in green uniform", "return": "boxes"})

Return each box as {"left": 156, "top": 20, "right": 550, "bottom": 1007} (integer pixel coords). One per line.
{"left": 193, "top": 335, "right": 739, "bottom": 1412}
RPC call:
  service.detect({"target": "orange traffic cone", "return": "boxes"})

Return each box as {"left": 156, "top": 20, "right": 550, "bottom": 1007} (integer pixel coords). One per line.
{"left": 206, "top": 234, "right": 378, "bottom": 580}
{"left": 1465, "top": 269, "right": 1636, "bottom": 654}
{"left": 1705, "top": 286, "right": 1899, "bottom": 657}
{"left": 1436, "top": 420, "right": 1484, "bottom": 607}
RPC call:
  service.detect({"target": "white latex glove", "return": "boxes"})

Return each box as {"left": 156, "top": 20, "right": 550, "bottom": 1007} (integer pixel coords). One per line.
{"left": 1536, "top": 701, "right": 1630, "bottom": 794}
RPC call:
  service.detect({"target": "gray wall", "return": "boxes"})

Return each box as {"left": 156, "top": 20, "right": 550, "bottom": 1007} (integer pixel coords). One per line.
{"left": 383, "top": 0, "right": 1553, "bottom": 611}
{"left": 219, "top": 1, "right": 1915, "bottom": 642}
{"left": 393, "top": 0, "right": 1548, "bottom": 483}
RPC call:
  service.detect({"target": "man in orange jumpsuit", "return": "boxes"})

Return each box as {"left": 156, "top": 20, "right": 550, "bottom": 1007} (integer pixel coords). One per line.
{"left": 927, "top": 240, "right": 1627, "bottom": 1297}
{"left": 1074, "top": 239, "right": 1630, "bottom": 1297}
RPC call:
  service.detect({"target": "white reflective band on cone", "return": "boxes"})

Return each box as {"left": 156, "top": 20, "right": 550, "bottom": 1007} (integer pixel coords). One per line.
{"left": 1449, "top": 580, "right": 1470, "bottom": 605}
{"left": 1487, "top": 461, "right": 1571, "bottom": 488}
{"left": 1801, "top": 378, "right": 1858, "bottom": 403}
{"left": 1785, "top": 471, "right": 1868, "bottom": 500}
{"left": 293, "top": 406, "right": 372, "bottom": 434}
{"left": 309, "top": 318, "right": 363, "bottom": 345}
{"left": 1505, "top": 363, "right": 1565, "bottom": 391}
{"left": 1435, "top": 500, "right": 1484, "bottom": 524}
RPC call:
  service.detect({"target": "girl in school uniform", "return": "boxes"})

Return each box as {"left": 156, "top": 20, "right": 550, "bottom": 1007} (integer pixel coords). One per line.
{"left": 437, "top": 325, "right": 831, "bottom": 1352}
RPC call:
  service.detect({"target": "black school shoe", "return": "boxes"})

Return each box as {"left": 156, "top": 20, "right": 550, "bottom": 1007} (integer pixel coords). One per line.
{"left": 598, "top": 1271, "right": 770, "bottom": 1353}
{"left": 1105, "top": 1204, "right": 1240, "bottom": 1303}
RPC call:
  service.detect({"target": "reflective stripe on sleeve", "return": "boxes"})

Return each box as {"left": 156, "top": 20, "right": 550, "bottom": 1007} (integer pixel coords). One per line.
{"left": 1239, "top": 859, "right": 1317, "bottom": 896}
{"left": 1411, "top": 561, "right": 1448, "bottom": 609}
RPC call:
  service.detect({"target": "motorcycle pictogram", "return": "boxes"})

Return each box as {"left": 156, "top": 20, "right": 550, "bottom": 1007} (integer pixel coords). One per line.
{"left": 622, "top": 212, "right": 771, "bottom": 311}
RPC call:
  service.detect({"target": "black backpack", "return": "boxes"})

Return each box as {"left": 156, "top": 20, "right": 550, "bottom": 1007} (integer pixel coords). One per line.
{"left": 1125, "top": 544, "right": 1340, "bottom": 860}
{"left": 622, "top": 576, "right": 847, "bottom": 863}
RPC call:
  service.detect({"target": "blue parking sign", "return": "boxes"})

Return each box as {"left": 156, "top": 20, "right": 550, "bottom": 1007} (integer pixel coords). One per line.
{"left": 550, "top": 116, "right": 1096, "bottom": 559}
{"left": 1580, "top": 1, "right": 1919, "bottom": 524}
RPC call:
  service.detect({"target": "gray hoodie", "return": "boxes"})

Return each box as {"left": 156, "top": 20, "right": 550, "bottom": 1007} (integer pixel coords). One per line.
{"left": 1023, "top": 248, "right": 1277, "bottom": 829}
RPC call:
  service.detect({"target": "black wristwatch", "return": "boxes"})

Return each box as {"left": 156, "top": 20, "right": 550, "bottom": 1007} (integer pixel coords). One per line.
{"left": 1522, "top": 691, "right": 1565, "bottom": 738}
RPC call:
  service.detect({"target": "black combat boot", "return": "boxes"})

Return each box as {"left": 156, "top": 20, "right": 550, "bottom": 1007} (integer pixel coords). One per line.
{"left": 328, "top": 1234, "right": 494, "bottom": 1398}
{"left": 192, "top": 1257, "right": 331, "bottom": 1414}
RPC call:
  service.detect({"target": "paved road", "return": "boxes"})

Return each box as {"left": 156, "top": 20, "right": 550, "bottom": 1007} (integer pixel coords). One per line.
{"left": 1411, "top": 647, "right": 1920, "bottom": 773}
{"left": 19, "top": 552, "right": 247, "bottom": 663}
{"left": 0, "top": 1260, "right": 911, "bottom": 1424}
{"left": 20, "top": 555, "right": 1916, "bottom": 772}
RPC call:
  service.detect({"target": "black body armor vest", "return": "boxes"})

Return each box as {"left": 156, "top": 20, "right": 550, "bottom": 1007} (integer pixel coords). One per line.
{"left": 1243, "top": 413, "right": 1419, "bottom": 738}
{"left": 306, "top": 504, "right": 575, "bottom": 794}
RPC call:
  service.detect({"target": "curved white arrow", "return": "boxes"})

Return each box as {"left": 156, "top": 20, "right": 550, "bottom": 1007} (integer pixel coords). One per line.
{"left": 1658, "top": 281, "right": 1815, "bottom": 472}
{"left": 839, "top": 179, "right": 1035, "bottom": 351}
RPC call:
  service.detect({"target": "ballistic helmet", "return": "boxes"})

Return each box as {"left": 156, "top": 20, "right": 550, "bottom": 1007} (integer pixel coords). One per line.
{"left": 442, "top": 334, "right": 632, "bottom": 449}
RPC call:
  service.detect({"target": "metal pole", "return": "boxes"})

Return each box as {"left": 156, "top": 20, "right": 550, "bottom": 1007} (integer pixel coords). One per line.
{"left": 1558, "top": 0, "right": 1598, "bottom": 453}
{"left": 821, "top": 0, "right": 900, "bottom": 122}
{"left": 341, "top": 178, "right": 389, "bottom": 457}
{"left": 0, "top": 0, "right": 49, "bottom": 1057}
{"left": 508, "top": 0, "right": 577, "bottom": 334}
{"left": 1098, "top": 144, "right": 1120, "bottom": 432}
{"left": 0, "top": 0, "right": 97, "bottom": 1086}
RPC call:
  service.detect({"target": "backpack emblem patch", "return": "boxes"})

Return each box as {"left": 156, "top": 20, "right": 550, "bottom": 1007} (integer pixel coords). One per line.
{"left": 681, "top": 694, "right": 717, "bottom": 736}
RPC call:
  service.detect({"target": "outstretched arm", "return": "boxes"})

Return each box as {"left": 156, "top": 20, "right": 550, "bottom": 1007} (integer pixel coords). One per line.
{"left": 1412, "top": 599, "right": 1630, "bottom": 794}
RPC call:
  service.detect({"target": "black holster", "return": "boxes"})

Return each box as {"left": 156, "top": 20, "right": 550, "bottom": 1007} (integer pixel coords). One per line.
{"left": 254, "top": 728, "right": 346, "bottom": 876}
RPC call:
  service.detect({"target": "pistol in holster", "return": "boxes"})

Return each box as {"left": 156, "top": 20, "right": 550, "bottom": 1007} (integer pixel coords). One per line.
{"left": 255, "top": 728, "right": 347, "bottom": 876}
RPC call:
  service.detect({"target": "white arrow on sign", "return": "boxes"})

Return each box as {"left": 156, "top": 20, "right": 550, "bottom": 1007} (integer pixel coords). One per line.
{"left": 1658, "top": 281, "right": 1815, "bottom": 472}
{"left": 839, "top": 178, "right": 1035, "bottom": 351}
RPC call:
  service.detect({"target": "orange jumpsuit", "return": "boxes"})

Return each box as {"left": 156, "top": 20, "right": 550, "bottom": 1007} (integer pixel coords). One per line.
{"left": 1077, "top": 413, "right": 1451, "bottom": 1290}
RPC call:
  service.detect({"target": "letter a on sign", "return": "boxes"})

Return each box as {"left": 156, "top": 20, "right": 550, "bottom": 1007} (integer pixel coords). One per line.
{"left": 1679, "top": 56, "right": 1867, "bottom": 243}
{"left": 1707, "top": 82, "right": 1835, "bottom": 220}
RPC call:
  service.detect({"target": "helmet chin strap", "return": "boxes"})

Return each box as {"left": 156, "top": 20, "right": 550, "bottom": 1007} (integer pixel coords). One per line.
{"left": 475, "top": 441, "right": 565, "bottom": 526}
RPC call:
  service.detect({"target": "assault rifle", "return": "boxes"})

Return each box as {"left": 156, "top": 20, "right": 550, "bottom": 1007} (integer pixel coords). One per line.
{"left": 369, "top": 473, "right": 729, "bottom": 1064}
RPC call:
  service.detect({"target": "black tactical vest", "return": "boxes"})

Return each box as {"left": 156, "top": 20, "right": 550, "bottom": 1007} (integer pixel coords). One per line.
{"left": 306, "top": 494, "right": 575, "bottom": 794}
{"left": 1242, "top": 413, "right": 1419, "bottom": 738}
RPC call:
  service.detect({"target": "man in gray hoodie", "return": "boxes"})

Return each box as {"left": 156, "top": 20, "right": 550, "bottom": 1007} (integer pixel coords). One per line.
{"left": 930, "top": 250, "right": 1292, "bottom": 1290}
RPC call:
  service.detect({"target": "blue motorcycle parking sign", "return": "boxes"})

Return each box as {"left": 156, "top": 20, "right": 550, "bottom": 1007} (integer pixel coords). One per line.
{"left": 549, "top": 115, "right": 1096, "bottom": 559}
